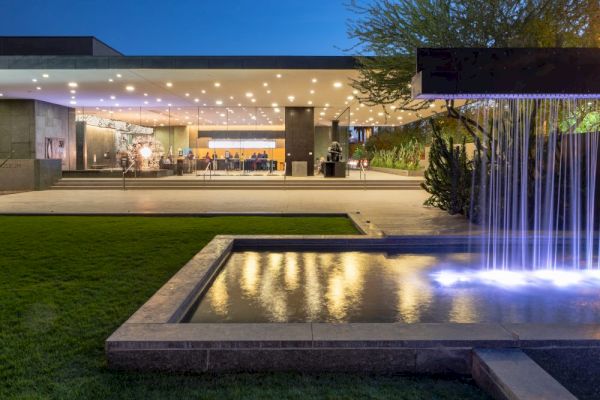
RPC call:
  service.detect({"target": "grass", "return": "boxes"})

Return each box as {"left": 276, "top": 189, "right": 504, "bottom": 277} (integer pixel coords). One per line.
{"left": 0, "top": 215, "right": 488, "bottom": 400}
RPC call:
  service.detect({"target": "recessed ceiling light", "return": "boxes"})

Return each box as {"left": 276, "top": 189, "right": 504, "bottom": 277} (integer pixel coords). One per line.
{"left": 108, "top": 78, "right": 114, "bottom": 82}
{"left": 69, "top": 90, "right": 76, "bottom": 94}
{"left": 266, "top": 90, "right": 271, "bottom": 94}
{"left": 68, "top": 82, "right": 78, "bottom": 88}
{"left": 214, "top": 82, "right": 221, "bottom": 87}
{"left": 430, "top": 103, "right": 435, "bottom": 108}
{"left": 347, "top": 96, "right": 354, "bottom": 100}
{"left": 215, "top": 100, "right": 223, "bottom": 105}
{"left": 168, "top": 103, "right": 172, "bottom": 107}
{"left": 333, "top": 82, "right": 342, "bottom": 88}
{"left": 144, "top": 101, "right": 149, "bottom": 104}
{"left": 288, "top": 96, "right": 295, "bottom": 102}
{"left": 201, "top": 89, "right": 206, "bottom": 94}
{"left": 70, "top": 100, "right": 77, "bottom": 105}
{"left": 271, "top": 102, "right": 278, "bottom": 107}
{"left": 311, "top": 78, "right": 317, "bottom": 83}
{"left": 263, "top": 82, "right": 268, "bottom": 87}
{"left": 36, "top": 86, "right": 42, "bottom": 90}
{"left": 0, "top": 93, "right": 3, "bottom": 97}
{"left": 325, "top": 103, "right": 329, "bottom": 107}
{"left": 110, "top": 95, "right": 116, "bottom": 100}
{"left": 276, "top": 74, "right": 282, "bottom": 78}
{"left": 397, "top": 116, "right": 403, "bottom": 120}
{"left": 245, "top": 92, "right": 254, "bottom": 98}
{"left": 185, "top": 93, "right": 190, "bottom": 97}
{"left": 125, "top": 85, "right": 135, "bottom": 92}
{"left": 309, "top": 90, "right": 315, "bottom": 94}
{"left": 116, "top": 74, "right": 122, "bottom": 78}
{"left": 320, "top": 112, "right": 325, "bottom": 116}
{"left": 156, "top": 98, "right": 162, "bottom": 102}
{"left": 274, "top": 108, "right": 280, "bottom": 113}
{"left": 308, "top": 100, "right": 313, "bottom": 105}
{"left": 194, "top": 98, "right": 199, "bottom": 103}
{"left": 31, "top": 78, "right": 37, "bottom": 82}
{"left": 166, "top": 82, "right": 173, "bottom": 87}
{"left": 42, "top": 74, "right": 49, "bottom": 78}
{"left": 100, "top": 98, "right": 104, "bottom": 102}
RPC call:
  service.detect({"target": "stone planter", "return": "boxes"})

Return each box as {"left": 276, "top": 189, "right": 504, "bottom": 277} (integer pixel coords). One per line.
{"left": 370, "top": 166, "right": 424, "bottom": 177}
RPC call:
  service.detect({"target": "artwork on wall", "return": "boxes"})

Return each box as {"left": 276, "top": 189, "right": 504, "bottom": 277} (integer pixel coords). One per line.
{"left": 45, "top": 137, "right": 66, "bottom": 166}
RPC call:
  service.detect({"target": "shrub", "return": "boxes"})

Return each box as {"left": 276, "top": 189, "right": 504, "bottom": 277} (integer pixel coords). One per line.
{"left": 370, "top": 139, "right": 422, "bottom": 170}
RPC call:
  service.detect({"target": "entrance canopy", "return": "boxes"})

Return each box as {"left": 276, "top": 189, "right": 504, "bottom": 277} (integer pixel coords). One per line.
{"left": 0, "top": 36, "right": 446, "bottom": 128}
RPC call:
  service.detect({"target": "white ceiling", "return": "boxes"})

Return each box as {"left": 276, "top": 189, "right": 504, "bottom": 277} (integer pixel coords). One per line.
{"left": 0, "top": 68, "right": 450, "bottom": 128}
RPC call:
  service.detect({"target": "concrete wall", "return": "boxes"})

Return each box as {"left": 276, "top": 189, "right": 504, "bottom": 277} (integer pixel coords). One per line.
{"left": 0, "top": 100, "right": 36, "bottom": 159}
{"left": 0, "top": 159, "right": 61, "bottom": 190}
{"left": 34, "top": 101, "right": 76, "bottom": 170}
{"left": 0, "top": 99, "right": 75, "bottom": 190}
{"left": 86, "top": 125, "right": 117, "bottom": 168}
{"left": 0, "top": 99, "right": 75, "bottom": 168}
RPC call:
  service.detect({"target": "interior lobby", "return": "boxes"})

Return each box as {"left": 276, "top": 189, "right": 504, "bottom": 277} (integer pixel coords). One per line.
{"left": 0, "top": 37, "right": 444, "bottom": 189}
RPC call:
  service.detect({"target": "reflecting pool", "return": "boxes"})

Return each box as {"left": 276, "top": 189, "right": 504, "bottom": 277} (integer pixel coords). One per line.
{"left": 184, "top": 251, "right": 600, "bottom": 324}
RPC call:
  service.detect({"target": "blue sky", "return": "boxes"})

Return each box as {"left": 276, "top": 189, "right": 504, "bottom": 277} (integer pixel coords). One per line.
{"left": 1, "top": 0, "right": 359, "bottom": 55}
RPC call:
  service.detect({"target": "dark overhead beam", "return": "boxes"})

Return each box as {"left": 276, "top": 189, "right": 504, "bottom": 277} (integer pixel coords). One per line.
{"left": 411, "top": 48, "right": 600, "bottom": 99}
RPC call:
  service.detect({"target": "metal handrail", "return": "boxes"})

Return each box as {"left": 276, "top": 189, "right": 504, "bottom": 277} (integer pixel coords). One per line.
{"left": 0, "top": 150, "right": 15, "bottom": 169}
{"left": 122, "top": 160, "right": 136, "bottom": 191}
{"left": 202, "top": 161, "right": 212, "bottom": 183}
{"left": 359, "top": 160, "right": 367, "bottom": 190}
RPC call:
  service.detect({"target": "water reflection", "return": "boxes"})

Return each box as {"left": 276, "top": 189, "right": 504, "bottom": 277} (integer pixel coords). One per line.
{"left": 188, "top": 251, "right": 600, "bottom": 324}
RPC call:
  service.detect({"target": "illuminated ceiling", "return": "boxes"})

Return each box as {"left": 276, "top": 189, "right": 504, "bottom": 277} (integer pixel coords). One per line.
{"left": 0, "top": 68, "right": 449, "bottom": 128}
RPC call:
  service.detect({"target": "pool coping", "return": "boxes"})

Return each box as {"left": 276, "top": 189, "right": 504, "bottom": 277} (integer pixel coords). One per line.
{"left": 106, "top": 234, "right": 600, "bottom": 377}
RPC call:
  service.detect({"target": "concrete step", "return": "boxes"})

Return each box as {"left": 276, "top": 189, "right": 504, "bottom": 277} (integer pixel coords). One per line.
{"left": 51, "top": 178, "right": 423, "bottom": 190}
{"left": 472, "top": 349, "right": 577, "bottom": 400}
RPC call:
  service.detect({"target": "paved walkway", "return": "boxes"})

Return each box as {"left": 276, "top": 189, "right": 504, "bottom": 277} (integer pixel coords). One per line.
{"left": 0, "top": 188, "right": 471, "bottom": 236}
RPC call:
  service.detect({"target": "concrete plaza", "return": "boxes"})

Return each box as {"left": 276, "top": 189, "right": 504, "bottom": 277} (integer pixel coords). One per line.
{"left": 0, "top": 187, "right": 470, "bottom": 236}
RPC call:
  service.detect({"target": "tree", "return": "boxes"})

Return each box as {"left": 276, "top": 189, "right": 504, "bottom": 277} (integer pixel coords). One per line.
{"left": 421, "top": 120, "right": 472, "bottom": 215}
{"left": 347, "top": 0, "right": 599, "bottom": 114}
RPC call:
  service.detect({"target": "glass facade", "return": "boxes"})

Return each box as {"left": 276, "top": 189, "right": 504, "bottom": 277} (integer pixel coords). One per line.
{"left": 76, "top": 106, "right": 286, "bottom": 175}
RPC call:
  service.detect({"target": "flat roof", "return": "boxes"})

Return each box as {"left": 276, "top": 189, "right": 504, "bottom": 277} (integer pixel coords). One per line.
{"left": 0, "top": 37, "right": 444, "bottom": 127}
{"left": 0, "top": 55, "right": 359, "bottom": 70}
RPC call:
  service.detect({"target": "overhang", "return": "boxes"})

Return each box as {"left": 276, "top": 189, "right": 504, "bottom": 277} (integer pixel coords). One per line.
{"left": 412, "top": 48, "right": 600, "bottom": 99}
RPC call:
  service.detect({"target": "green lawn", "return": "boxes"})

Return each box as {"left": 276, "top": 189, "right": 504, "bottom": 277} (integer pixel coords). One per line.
{"left": 0, "top": 216, "right": 488, "bottom": 400}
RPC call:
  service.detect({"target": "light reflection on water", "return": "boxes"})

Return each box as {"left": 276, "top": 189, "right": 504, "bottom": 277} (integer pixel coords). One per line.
{"left": 185, "top": 251, "right": 600, "bottom": 324}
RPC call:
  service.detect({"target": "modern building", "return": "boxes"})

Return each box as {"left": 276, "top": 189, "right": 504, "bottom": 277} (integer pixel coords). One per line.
{"left": 0, "top": 36, "right": 429, "bottom": 190}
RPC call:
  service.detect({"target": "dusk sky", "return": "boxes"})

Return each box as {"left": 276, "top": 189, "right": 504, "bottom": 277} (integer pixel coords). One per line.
{"left": 1, "top": 0, "right": 358, "bottom": 55}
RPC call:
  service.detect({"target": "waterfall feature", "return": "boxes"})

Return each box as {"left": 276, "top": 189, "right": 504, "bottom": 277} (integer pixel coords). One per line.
{"left": 472, "top": 99, "right": 600, "bottom": 271}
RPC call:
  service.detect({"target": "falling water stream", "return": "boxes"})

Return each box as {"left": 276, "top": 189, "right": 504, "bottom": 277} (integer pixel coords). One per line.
{"left": 471, "top": 98, "right": 600, "bottom": 271}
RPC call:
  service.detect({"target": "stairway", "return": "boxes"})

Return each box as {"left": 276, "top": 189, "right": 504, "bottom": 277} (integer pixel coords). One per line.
{"left": 51, "top": 178, "right": 423, "bottom": 190}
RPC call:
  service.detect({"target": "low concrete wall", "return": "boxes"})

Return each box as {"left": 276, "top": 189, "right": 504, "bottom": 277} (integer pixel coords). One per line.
{"left": 370, "top": 166, "right": 424, "bottom": 177}
{"left": 0, "top": 158, "right": 61, "bottom": 191}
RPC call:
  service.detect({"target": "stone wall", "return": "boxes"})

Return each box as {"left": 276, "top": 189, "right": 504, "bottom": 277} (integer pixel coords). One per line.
{"left": 0, "top": 100, "right": 36, "bottom": 159}
{"left": 34, "top": 101, "right": 76, "bottom": 170}
{"left": 0, "top": 159, "right": 61, "bottom": 190}
{"left": 0, "top": 99, "right": 75, "bottom": 190}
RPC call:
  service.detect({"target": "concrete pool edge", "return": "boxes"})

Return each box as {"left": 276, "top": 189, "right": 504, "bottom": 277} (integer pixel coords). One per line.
{"left": 106, "top": 234, "right": 598, "bottom": 398}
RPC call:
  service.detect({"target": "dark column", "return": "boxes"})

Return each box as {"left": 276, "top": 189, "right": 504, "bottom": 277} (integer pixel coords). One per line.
{"left": 331, "top": 119, "right": 340, "bottom": 142}
{"left": 285, "top": 107, "right": 314, "bottom": 176}
{"left": 76, "top": 121, "right": 86, "bottom": 170}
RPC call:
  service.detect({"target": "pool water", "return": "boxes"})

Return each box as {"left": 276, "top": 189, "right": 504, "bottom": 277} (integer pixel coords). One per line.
{"left": 184, "top": 251, "right": 600, "bottom": 323}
